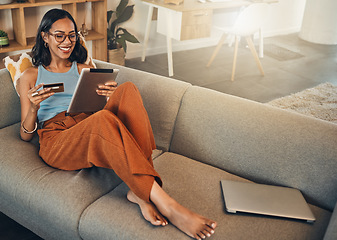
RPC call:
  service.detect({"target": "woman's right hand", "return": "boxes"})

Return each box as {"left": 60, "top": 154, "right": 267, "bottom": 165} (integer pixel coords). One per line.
{"left": 27, "top": 83, "right": 55, "bottom": 112}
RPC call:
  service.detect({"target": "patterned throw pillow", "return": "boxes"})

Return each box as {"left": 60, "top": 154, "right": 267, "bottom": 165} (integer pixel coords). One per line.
{"left": 2, "top": 35, "right": 96, "bottom": 96}
{"left": 3, "top": 52, "right": 33, "bottom": 96}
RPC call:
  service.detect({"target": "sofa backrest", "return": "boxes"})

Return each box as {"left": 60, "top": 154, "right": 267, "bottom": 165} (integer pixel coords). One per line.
{"left": 169, "top": 86, "right": 337, "bottom": 211}
{"left": 0, "top": 68, "right": 21, "bottom": 129}
{"left": 94, "top": 60, "right": 191, "bottom": 152}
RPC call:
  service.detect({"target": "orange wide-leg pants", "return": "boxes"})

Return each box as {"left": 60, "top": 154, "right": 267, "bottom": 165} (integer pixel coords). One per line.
{"left": 38, "top": 82, "right": 162, "bottom": 202}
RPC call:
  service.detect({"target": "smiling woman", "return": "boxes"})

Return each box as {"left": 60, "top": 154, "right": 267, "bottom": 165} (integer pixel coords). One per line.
{"left": 41, "top": 19, "right": 78, "bottom": 62}
{"left": 31, "top": 9, "right": 87, "bottom": 68}
{"left": 17, "top": 8, "right": 217, "bottom": 240}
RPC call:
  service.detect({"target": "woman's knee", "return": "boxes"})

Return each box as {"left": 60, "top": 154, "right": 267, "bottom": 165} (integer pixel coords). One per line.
{"left": 120, "top": 81, "right": 136, "bottom": 89}
{"left": 93, "top": 109, "right": 114, "bottom": 120}
{"left": 117, "top": 82, "right": 139, "bottom": 95}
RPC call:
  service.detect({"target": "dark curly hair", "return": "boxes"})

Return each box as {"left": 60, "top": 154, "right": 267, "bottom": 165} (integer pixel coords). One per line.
{"left": 32, "top": 8, "right": 87, "bottom": 66}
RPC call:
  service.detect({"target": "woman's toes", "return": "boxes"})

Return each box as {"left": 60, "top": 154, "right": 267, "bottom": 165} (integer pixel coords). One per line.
{"left": 200, "top": 223, "right": 216, "bottom": 239}
{"left": 195, "top": 234, "right": 202, "bottom": 240}
{"left": 151, "top": 219, "right": 163, "bottom": 226}
{"left": 197, "top": 232, "right": 206, "bottom": 239}
{"left": 204, "top": 224, "right": 215, "bottom": 235}
{"left": 162, "top": 220, "right": 168, "bottom": 226}
{"left": 157, "top": 215, "right": 168, "bottom": 226}
{"left": 201, "top": 230, "right": 210, "bottom": 237}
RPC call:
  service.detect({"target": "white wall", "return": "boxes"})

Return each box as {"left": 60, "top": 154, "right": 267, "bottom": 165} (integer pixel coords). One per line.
{"left": 299, "top": 0, "right": 337, "bottom": 44}
{"left": 263, "top": 0, "right": 307, "bottom": 36}
{"left": 0, "top": 0, "right": 306, "bottom": 60}
{"left": 115, "top": 0, "right": 307, "bottom": 59}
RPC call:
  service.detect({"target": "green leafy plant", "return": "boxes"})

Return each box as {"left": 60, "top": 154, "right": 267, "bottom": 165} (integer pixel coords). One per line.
{"left": 107, "top": 0, "right": 139, "bottom": 52}
{"left": 0, "top": 30, "right": 8, "bottom": 38}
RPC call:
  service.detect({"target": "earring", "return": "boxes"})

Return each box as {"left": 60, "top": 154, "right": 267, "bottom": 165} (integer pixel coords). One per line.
{"left": 44, "top": 42, "right": 48, "bottom": 48}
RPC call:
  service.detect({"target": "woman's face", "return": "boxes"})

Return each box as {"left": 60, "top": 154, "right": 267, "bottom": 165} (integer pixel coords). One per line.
{"left": 43, "top": 17, "right": 77, "bottom": 61}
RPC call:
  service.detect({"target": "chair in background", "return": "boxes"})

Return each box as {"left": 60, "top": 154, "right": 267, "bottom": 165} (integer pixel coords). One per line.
{"left": 207, "top": 3, "right": 269, "bottom": 81}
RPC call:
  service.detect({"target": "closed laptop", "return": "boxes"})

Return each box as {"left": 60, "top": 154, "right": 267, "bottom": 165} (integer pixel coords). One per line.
{"left": 220, "top": 180, "right": 315, "bottom": 222}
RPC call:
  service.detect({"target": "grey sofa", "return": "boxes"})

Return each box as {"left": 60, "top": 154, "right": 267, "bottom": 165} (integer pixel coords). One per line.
{"left": 0, "top": 59, "right": 336, "bottom": 240}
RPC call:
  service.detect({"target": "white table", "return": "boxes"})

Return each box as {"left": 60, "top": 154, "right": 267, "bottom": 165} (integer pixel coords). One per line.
{"left": 141, "top": 0, "right": 254, "bottom": 76}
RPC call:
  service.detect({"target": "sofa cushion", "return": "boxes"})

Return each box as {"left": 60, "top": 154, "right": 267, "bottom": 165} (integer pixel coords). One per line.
{"left": 78, "top": 152, "right": 331, "bottom": 240}
{"left": 0, "top": 68, "right": 21, "bottom": 128}
{"left": 94, "top": 59, "right": 191, "bottom": 151}
{"left": 169, "top": 86, "right": 337, "bottom": 211}
{"left": 0, "top": 123, "right": 123, "bottom": 240}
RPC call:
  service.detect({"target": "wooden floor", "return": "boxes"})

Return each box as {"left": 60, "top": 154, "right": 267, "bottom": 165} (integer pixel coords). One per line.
{"left": 1, "top": 33, "right": 336, "bottom": 239}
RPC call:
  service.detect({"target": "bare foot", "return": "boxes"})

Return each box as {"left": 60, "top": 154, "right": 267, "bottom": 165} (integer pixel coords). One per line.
{"left": 171, "top": 204, "right": 215, "bottom": 239}
{"left": 127, "top": 190, "right": 168, "bottom": 226}
{"left": 157, "top": 199, "right": 216, "bottom": 239}
{"left": 150, "top": 182, "right": 217, "bottom": 240}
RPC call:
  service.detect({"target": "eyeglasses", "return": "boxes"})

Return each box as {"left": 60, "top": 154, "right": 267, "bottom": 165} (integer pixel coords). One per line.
{"left": 48, "top": 32, "right": 78, "bottom": 43}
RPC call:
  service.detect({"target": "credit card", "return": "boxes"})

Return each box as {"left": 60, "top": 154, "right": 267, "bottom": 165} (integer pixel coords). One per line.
{"left": 43, "top": 83, "right": 64, "bottom": 93}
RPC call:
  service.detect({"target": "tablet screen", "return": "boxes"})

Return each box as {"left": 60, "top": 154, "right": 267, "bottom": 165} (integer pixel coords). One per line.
{"left": 67, "top": 68, "right": 119, "bottom": 113}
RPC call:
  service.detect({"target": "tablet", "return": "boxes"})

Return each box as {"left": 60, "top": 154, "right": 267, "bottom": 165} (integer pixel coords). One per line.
{"left": 67, "top": 68, "right": 119, "bottom": 114}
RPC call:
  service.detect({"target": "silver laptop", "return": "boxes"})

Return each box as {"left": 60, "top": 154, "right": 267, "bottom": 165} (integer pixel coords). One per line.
{"left": 220, "top": 180, "right": 315, "bottom": 223}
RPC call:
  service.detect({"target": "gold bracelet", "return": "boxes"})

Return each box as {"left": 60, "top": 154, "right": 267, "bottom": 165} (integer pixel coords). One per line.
{"left": 21, "top": 121, "right": 37, "bottom": 134}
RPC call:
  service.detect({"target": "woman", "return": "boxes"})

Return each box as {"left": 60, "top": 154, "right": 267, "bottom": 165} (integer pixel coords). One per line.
{"left": 19, "top": 8, "right": 216, "bottom": 240}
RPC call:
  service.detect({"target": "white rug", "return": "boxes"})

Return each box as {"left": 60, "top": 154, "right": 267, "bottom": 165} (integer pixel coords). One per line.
{"left": 268, "top": 83, "right": 337, "bottom": 124}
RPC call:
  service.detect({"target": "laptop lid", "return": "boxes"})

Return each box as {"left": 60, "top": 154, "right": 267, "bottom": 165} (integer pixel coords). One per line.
{"left": 220, "top": 180, "right": 315, "bottom": 223}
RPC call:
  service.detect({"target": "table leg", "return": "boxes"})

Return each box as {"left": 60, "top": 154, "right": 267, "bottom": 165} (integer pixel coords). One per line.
{"left": 259, "top": 28, "right": 263, "bottom": 58}
{"left": 166, "top": 10, "right": 174, "bottom": 76}
{"left": 231, "top": 36, "right": 239, "bottom": 81}
{"left": 142, "top": 5, "right": 154, "bottom": 62}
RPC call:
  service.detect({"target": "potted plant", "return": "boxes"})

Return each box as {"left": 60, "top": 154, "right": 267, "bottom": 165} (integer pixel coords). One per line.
{"left": 0, "top": 30, "right": 9, "bottom": 47}
{"left": 107, "top": 0, "right": 139, "bottom": 65}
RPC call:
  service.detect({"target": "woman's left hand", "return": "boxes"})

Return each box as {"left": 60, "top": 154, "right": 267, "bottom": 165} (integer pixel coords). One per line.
{"left": 96, "top": 81, "right": 118, "bottom": 97}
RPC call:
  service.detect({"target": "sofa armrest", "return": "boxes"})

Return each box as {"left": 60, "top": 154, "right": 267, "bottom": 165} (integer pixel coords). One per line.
{"left": 0, "top": 68, "right": 21, "bottom": 129}
{"left": 324, "top": 201, "right": 337, "bottom": 240}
